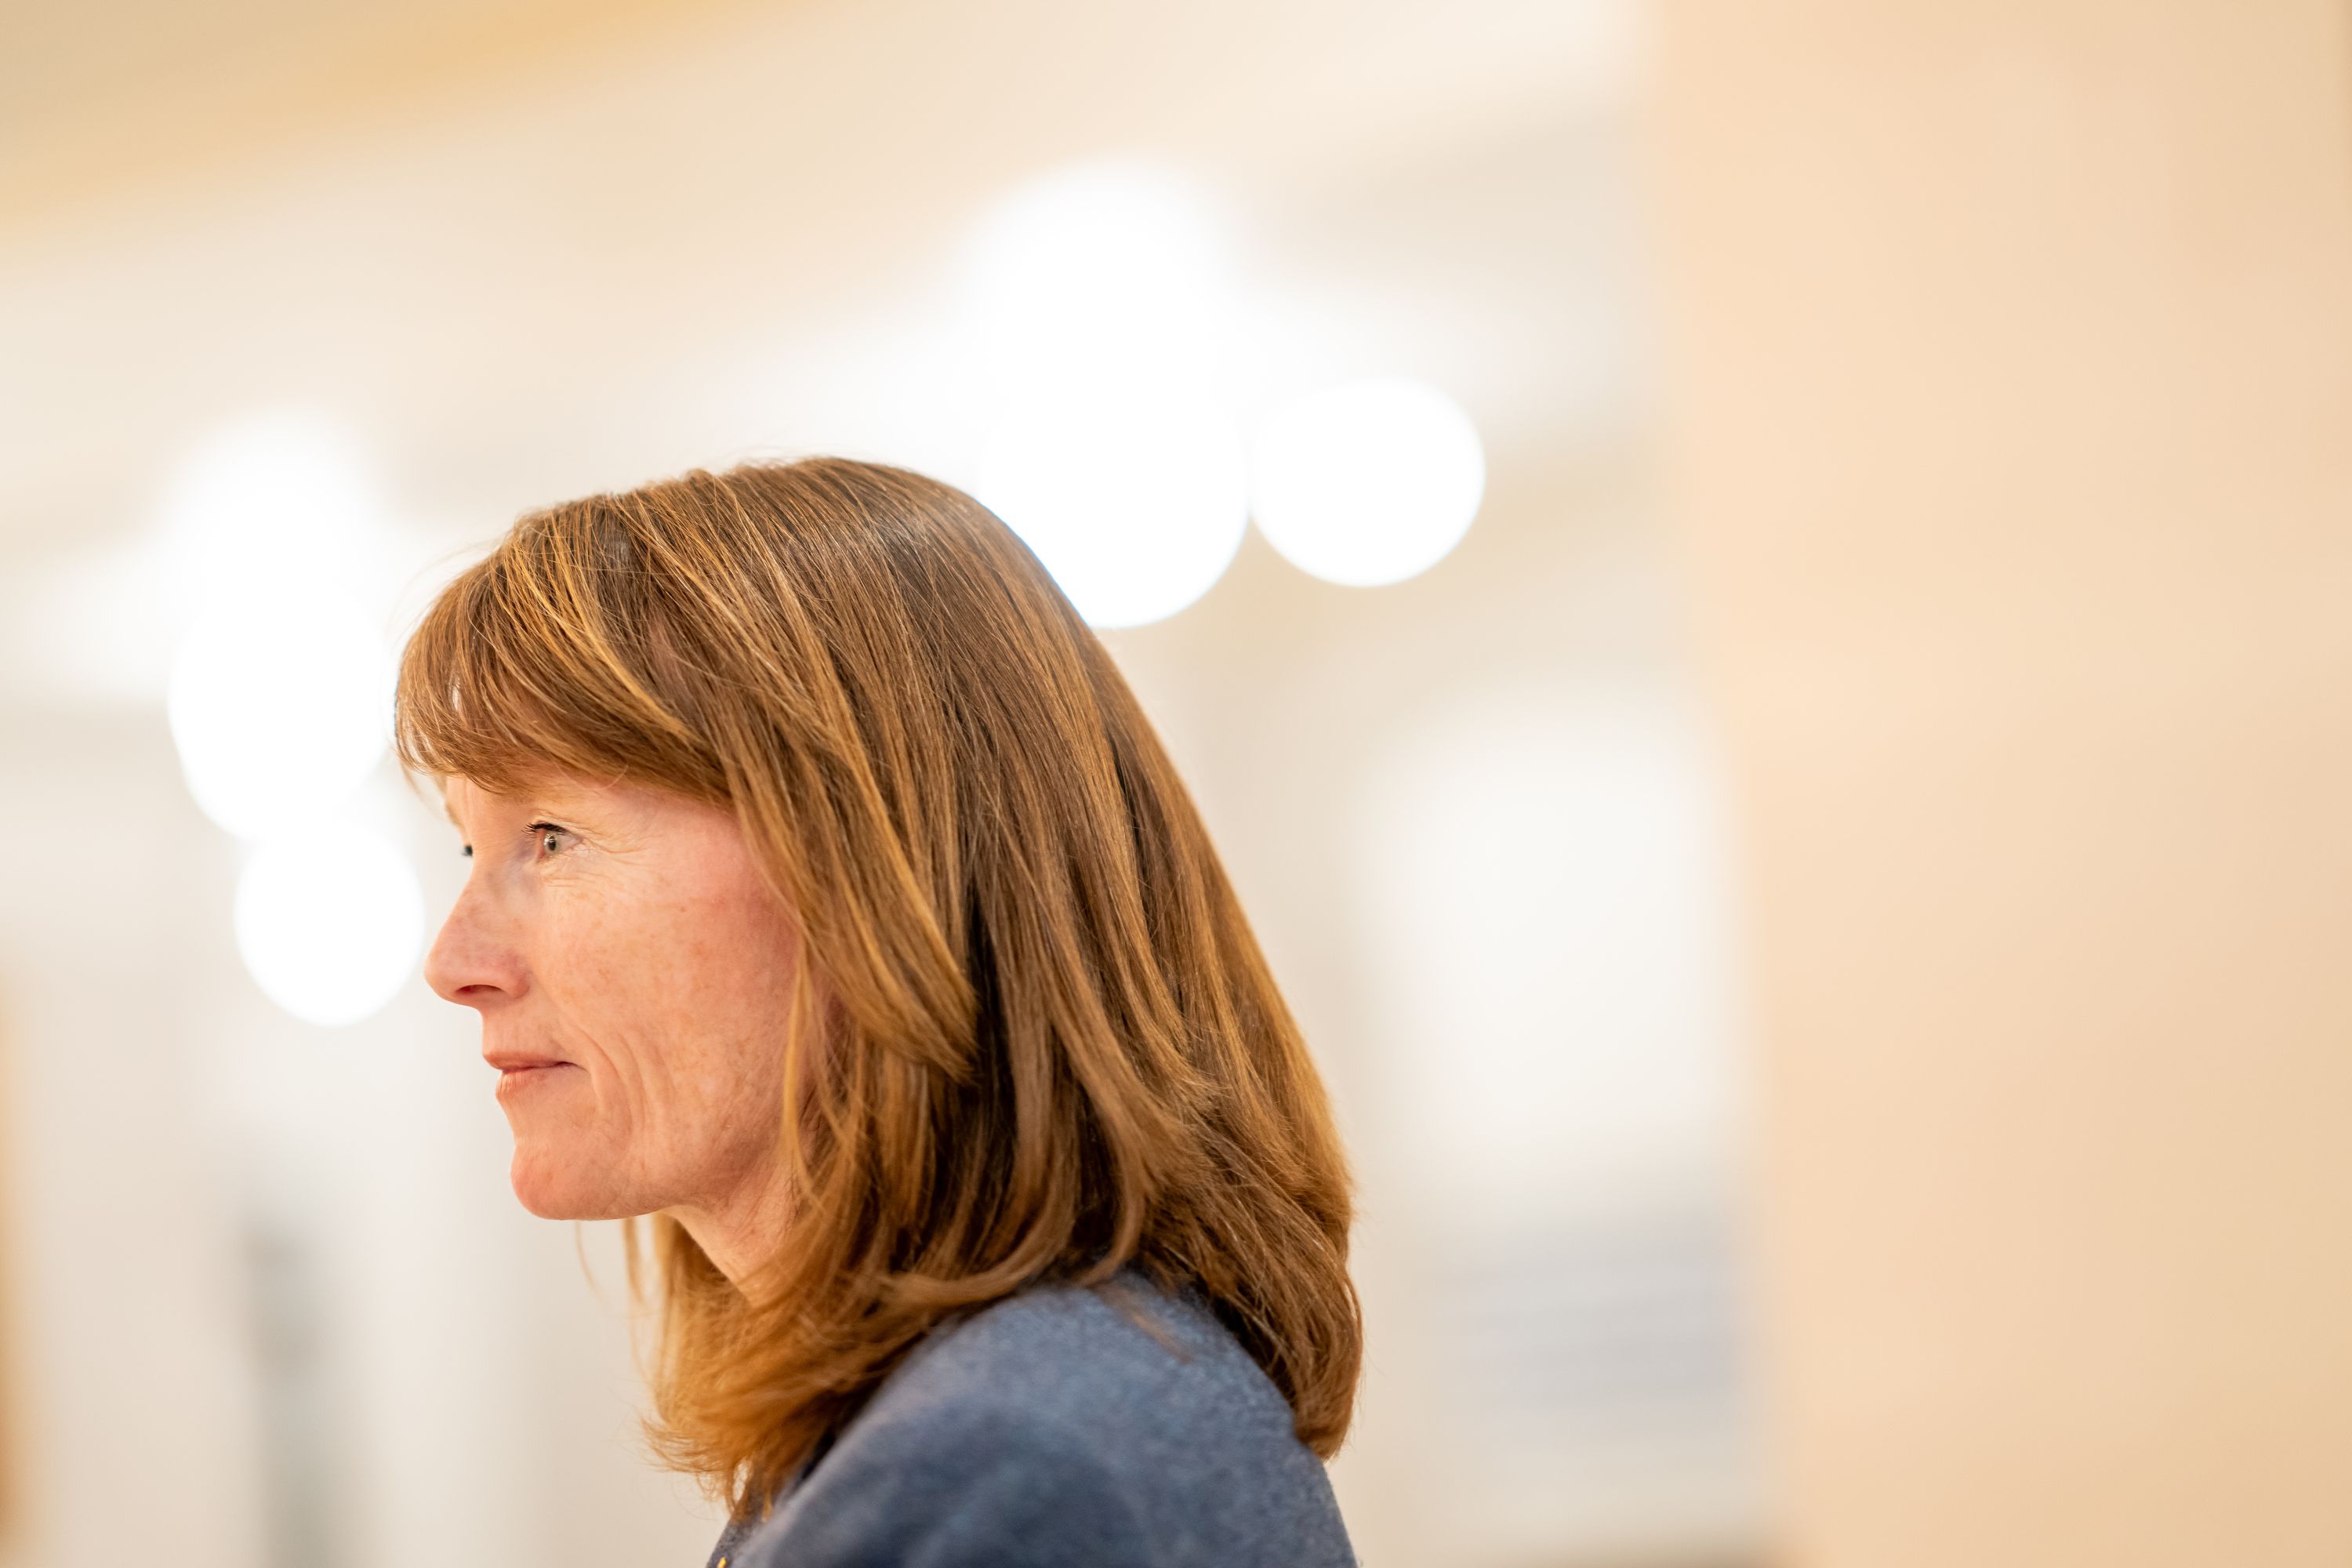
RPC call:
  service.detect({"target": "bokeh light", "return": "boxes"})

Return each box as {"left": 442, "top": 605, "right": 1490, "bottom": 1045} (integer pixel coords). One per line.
{"left": 158, "top": 412, "right": 399, "bottom": 843}
{"left": 154, "top": 410, "right": 412, "bottom": 1028}
{"left": 960, "top": 158, "right": 1236, "bottom": 398}
{"left": 1250, "top": 377, "right": 1487, "bottom": 586}
{"left": 975, "top": 390, "right": 1250, "bottom": 628}
{"left": 168, "top": 592, "right": 394, "bottom": 841}
{"left": 233, "top": 830, "right": 426, "bottom": 1029}
{"left": 155, "top": 410, "right": 389, "bottom": 603}
{"left": 956, "top": 158, "right": 1252, "bottom": 626}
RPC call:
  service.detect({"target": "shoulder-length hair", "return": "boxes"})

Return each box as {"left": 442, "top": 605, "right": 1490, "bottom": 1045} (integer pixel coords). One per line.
{"left": 394, "top": 457, "right": 1359, "bottom": 1518}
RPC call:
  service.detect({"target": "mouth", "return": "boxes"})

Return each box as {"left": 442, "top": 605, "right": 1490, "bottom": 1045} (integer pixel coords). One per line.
{"left": 485, "top": 1054, "right": 580, "bottom": 1096}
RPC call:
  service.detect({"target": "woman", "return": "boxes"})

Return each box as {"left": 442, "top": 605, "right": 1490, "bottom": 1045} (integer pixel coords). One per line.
{"left": 401, "top": 458, "right": 1361, "bottom": 1566}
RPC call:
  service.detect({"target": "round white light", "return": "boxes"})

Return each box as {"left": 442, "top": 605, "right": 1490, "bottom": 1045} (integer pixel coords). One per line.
{"left": 975, "top": 390, "right": 1249, "bottom": 628}
{"left": 157, "top": 411, "right": 387, "bottom": 606}
{"left": 961, "top": 158, "right": 1235, "bottom": 397}
{"left": 234, "top": 831, "right": 426, "bottom": 1028}
{"left": 1250, "top": 377, "right": 1486, "bottom": 587}
{"left": 169, "top": 590, "right": 394, "bottom": 841}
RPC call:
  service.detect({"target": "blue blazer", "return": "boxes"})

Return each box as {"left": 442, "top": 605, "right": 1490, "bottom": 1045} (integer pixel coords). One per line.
{"left": 703, "top": 1270, "right": 1357, "bottom": 1567}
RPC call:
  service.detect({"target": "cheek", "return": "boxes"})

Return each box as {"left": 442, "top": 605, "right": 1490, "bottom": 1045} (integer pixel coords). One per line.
{"left": 656, "top": 905, "right": 800, "bottom": 1128}
{"left": 519, "top": 897, "right": 679, "bottom": 1157}
{"left": 538, "top": 880, "right": 800, "bottom": 1186}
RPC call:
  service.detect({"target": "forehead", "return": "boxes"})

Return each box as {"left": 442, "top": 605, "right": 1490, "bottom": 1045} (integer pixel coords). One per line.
{"left": 437, "top": 768, "right": 684, "bottom": 822}
{"left": 436, "top": 769, "right": 572, "bottom": 819}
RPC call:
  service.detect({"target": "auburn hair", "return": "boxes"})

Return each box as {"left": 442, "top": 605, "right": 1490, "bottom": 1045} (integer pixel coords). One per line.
{"left": 394, "top": 457, "right": 1360, "bottom": 1519}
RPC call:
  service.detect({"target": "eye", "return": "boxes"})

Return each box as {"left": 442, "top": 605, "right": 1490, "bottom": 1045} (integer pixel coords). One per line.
{"left": 459, "top": 844, "right": 474, "bottom": 859}
{"left": 528, "top": 822, "right": 578, "bottom": 858}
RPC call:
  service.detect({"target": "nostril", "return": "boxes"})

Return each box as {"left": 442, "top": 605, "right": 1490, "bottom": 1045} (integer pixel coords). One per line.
{"left": 437, "top": 973, "right": 523, "bottom": 1009}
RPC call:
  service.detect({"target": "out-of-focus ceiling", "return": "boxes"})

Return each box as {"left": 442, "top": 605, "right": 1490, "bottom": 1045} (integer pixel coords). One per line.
{"left": 0, "top": 0, "right": 1634, "bottom": 585}
{"left": 0, "top": 0, "right": 760, "bottom": 227}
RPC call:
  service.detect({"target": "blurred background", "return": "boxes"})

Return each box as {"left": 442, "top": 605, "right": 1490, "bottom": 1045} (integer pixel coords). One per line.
{"left": 2, "top": 2, "right": 2349, "bottom": 1566}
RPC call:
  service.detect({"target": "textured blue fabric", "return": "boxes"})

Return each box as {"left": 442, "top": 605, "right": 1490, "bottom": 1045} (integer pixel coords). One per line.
{"left": 703, "top": 1272, "right": 1356, "bottom": 1568}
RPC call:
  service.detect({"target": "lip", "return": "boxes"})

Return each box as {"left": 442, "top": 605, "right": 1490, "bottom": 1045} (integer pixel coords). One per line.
{"left": 491, "top": 1060, "right": 579, "bottom": 1101}
{"left": 485, "top": 1049, "right": 574, "bottom": 1073}
{"left": 485, "top": 1050, "right": 578, "bottom": 1089}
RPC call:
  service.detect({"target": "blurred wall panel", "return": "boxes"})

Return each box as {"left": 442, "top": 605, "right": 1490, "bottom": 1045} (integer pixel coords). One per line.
{"left": 0, "top": 713, "right": 272, "bottom": 1568}
{"left": 1656, "top": 3, "right": 2352, "bottom": 1565}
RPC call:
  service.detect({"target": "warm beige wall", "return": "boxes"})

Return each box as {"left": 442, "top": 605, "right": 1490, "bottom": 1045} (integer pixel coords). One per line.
{"left": 1656, "top": 3, "right": 2352, "bottom": 1565}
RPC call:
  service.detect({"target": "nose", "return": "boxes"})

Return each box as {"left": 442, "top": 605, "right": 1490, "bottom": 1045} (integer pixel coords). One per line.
{"left": 424, "top": 879, "right": 527, "bottom": 1010}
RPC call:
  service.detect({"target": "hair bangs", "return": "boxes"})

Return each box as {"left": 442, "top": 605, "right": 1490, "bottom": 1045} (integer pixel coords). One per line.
{"left": 393, "top": 518, "right": 717, "bottom": 799}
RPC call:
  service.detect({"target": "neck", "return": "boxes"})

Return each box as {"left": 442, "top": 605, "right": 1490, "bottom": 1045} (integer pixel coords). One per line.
{"left": 667, "top": 1163, "right": 797, "bottom": 1293}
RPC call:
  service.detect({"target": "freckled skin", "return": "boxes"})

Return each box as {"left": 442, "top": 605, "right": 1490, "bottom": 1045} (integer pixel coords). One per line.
{"left": 426, "top": 775, "right": 800, "bottom": 1280}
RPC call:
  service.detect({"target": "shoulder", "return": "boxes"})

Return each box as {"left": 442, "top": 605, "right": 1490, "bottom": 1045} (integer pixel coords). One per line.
{"left": 724, "top": 1272, "right": 1355, "bottom": 1568}
{"left": 870, "top": 1271, "right": 1290, "bottom": 1443}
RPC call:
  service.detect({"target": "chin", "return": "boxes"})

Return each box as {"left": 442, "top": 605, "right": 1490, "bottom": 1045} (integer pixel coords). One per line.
{"left": 508, "top": 1142, "right": 631, "bottom": 1221}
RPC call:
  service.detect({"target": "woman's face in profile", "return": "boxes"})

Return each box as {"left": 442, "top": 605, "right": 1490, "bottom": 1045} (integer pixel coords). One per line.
{"left": 426, "top": 774, "right": 803, "bottom": 1230}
